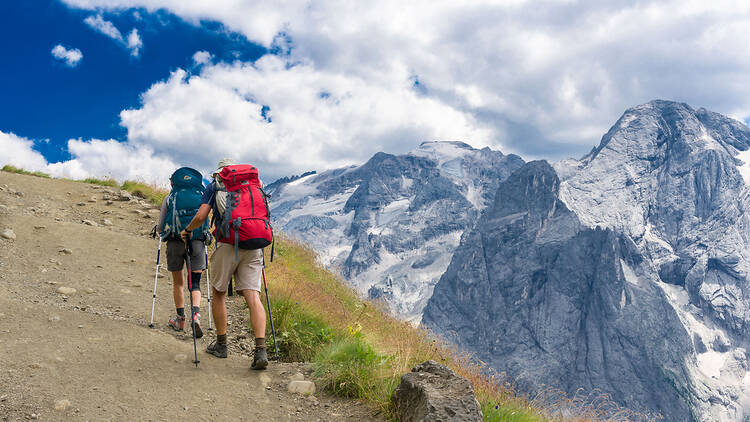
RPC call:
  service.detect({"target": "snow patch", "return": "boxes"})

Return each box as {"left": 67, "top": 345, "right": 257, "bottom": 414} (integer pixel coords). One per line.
{"left": 697, "top": 351, "right": 726, "bottom": 379}
{"left": 735, "top": 149, "right": 750, "bottom": 186}
{"left": 620, "top": 259, "right": 639, "bottom": 286}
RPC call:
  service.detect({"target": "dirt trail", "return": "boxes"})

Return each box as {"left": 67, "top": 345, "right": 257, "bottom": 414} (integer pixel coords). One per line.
{"left": 0, "top": 172, "right": 382, "bottom": 421}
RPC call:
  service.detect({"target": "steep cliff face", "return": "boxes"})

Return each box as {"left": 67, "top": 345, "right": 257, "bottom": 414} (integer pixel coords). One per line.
{"left": 424, "top": 101, "right": 750, "bottom": 420}
{"left": 269, "top": 141, "right": 524, "bottom": 321}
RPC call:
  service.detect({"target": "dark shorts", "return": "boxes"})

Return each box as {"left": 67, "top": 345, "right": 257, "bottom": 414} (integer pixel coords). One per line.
{"left": 166, "top": 239, "right": 207, "bottom": 272}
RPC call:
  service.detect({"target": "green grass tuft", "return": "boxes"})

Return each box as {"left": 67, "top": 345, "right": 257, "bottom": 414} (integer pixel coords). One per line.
{"left": 1, "top": 165, "right": 51, "bottom": 178}
{"left": 313, "top": 335, "right": 399, "bottom": 405}
{"left": 482, "top": 401, "right": 545, "bottom": 422}
{"left": 265, "top": 297, "right": 340, "bottom": 362}
{"left": 120, "top": 180, "right": 167, "bottom": 205}
{"left": 82, "top": 177, "right": 119, "bottom": 187}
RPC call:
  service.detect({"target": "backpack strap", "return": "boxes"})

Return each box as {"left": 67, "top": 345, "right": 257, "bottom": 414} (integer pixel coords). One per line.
{"left": 232, "top": 218, "right": 241, "bottom": 262}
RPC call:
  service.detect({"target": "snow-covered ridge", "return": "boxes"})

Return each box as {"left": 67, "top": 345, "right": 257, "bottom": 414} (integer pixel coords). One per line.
{"left": 270, "top": 140, "right": 524, "bottom": 322}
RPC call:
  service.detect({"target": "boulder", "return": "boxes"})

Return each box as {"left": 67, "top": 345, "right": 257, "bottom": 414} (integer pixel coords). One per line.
{"left": 392, "top": 361, "right": 483, "bottom": 422}
{"left": 287, "top": 380, "right": 316, "bottom": 395}
{"left": 1, "top": 228, "right": 16, "bottom": 240}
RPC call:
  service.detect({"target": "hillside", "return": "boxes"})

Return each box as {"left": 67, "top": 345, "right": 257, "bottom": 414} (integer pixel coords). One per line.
{"left": 0, "top": 171, "right": 380, "bottom": 421}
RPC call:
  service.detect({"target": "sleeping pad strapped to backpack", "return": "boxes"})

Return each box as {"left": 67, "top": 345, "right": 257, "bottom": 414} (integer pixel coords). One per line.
{"left": 161, "top": 167, "right": 209, "bottom": 241}
{"left": 213, "top": 164, "right": 273, "bottom": 259}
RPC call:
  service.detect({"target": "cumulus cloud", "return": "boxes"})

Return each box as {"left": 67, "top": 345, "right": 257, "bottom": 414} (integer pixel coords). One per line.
{"left": 51, "top": 44, "right": 83, "bottom": 67}
{"left": 192, "top": 50, "right": 212, "bottom": 65}
{"left": 119, "top": 58, "right": 493, "bottom": 179}
{"left": 84, "top": 14, "right": 122, "bottom": 40}
{"left": 0, "top": 131, "right": 50, "bottom": 171}
{"left": 59, "top": 0, "right": 750, "bottom": 168}
{"left": 84, "top": 14, "right": 142, "bottom": 57}
{"left": 0, "top": 130, "right": 177, "bottom": 185}
{"left": 126, "top": 29, "right": 142, "bottom": 57}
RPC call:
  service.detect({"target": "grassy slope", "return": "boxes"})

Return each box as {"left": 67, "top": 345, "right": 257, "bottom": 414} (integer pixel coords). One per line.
{"left": 264, "top": 236, "right": 588, "bottom": 421}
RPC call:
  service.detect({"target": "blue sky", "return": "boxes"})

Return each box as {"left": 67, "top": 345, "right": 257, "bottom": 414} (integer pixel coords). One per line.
{"left": 3, "top": 1, "right": 750, "bottom": 184}
{"left": 0, "top": 0, "right": 264, "bottom": 164}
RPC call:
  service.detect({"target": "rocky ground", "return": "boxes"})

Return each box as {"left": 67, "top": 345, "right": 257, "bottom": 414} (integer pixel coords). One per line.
{"left": 0, "top": 171, "right": 382, "bottom": 421}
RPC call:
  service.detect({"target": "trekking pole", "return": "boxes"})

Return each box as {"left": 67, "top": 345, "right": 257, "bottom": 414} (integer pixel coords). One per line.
{"left": 185, "top": 241, "right": 200, "bottom": 367}
{"left": 205, "top": 248, "right": 213, "bottom": 330}
{"left": 148, "top": 238, "right": 162, "bottom": 328}
{"left": 261, "top": 257, "right": 279, "bottom": 360}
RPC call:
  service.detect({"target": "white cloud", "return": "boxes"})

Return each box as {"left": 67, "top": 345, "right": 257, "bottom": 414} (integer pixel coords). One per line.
{"left": 126, "top": 29, "right": 142, "bottom": 57}
{"left": 0, "top": 130, "right": 177, "bottom": 185}
{"left": 0, "top": 131, "right": 50, "bottom": 171}
{"left": 57, "top": 0, "right": 750, "bottom": 167}
{"left": 84, "top": 14, "right": 123, "bottom": 40}
{"left": 118, "top": 58, "right": 493, "bottom": 179}
{"left": 192, "top": 50, "right": 212, "bottom": 65}
{"left": 84, "top": 14, "right": 142, "bottom": 57}
{"left": 47, "top": 138, "right": 176, "bottom": 182}
{"left": 51, "top": 44, "right": 83, "bottom": 67}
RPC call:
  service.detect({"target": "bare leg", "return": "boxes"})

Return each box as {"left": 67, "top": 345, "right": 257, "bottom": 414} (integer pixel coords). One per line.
{"left": 239, "top": 289, "right": 266, "bottom": 339}
{"left": 171, "top": 271, "right": 184, "bottom": 309}
{"left": 211, "top": 288, "right": 227, "bottom": 335}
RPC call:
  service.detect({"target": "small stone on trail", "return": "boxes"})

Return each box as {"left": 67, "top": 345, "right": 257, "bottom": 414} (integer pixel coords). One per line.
{"left": 82, "top": 219, "right": 99, "bottom": 227}
{"left": 130, "top": 259, "right": 136, "bottom": 263}
{"left": 76, "top": 202, "right": 86, "bottom": 206}
{"left": 174, "top": 354, "right": 188, "bottom": 363}
{"left": 48, "top": 316, "right": 60, "bottom": 322}
{"left": 54, "top": 399, "right": 71, "bottom": 411}
{"left": 1, "top": 228, "right": 16, "bottom": 240}
{"left": 132, "top": 283, "right": 143, "bottom": 288}
{"left": 78, "top": 325, "right": 84, "bottom": 329}
{"left": 106, "top": 200, "right": 114, "bottom": 205}
{"left": 287, "top": 380, "right": 316, "bottom": 395}
{"left": 34, "top": 225, "right": 46, "bottom": 229}
{"left": 28, "top": 363, "right": 42, "bottom": 369}
{"left": 46, "top": 280, "right": 57, "bottom": 285}
{"left": 85, "top": 288, "right": 95, "bottom": 294}
{"left": 291, "top": 373, "right": 305, "bottom": 381}
{"left": 59, "top": 248, "right": 73, "bottom": 255}
{"left": 56, "top": 287, "right": 76, "bottom": 295}
{"left": 102, "top": 219, "right": 113, "bottom": 226}
{"left": 259, "top": 373, "right": 272, "bottom": 388}
{"left": 121, "top": 289, "right": 131, "bottom": 294}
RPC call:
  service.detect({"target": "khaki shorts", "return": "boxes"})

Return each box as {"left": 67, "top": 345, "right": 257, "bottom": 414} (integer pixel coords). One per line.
{"left": 209, "top": 243, "right": 263, "bottom": 293}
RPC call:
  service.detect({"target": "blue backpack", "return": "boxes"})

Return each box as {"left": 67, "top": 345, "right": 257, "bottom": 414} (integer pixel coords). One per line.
{"left": 161, "top": 167, "right": 209, "bottom": 241}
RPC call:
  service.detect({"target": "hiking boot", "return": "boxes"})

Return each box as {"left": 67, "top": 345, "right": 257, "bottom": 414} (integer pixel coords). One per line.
{"left": 251, "top": 347, "right": 268, "bottom": 370}
{"left": 206, "top": 341, "right": 228, "bottom": 358}
{"left": 192, "top": 313, "right": 203, "bottom": 339}
{"left": 168, "top": 315, "right": 185, "bottom": 331}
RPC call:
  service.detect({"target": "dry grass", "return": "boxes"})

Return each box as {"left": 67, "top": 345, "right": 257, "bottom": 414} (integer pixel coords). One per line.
{"left": 264, "top": 235, "right": 654, "bottom": 421}
{"left": 120, "top": 180, "right": 168, "bottom": 205}
{"left": 1, "top": 165, "right": 51, "bottom": 178}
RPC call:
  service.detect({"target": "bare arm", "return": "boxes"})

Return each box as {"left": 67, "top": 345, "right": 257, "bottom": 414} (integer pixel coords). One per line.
{"left": 155, "top": 196, "right": 169, "bottom": 233}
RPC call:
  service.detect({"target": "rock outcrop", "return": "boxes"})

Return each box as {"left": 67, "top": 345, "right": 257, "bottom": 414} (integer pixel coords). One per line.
{"left": 392, "top": 360, "right": 483, "bottom": 422}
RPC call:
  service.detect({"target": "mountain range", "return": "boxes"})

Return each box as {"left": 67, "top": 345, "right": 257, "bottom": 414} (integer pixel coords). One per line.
{"left": 270, "top": 100, "right": 750, "bottom": 420}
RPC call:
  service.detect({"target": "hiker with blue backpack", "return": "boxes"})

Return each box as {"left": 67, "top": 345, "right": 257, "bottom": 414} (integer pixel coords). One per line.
{"left": 153, "top": 167, "right": 211, "bottom": 339}
{"left": 180, "top": 158, "right": 274, "bottom": 370}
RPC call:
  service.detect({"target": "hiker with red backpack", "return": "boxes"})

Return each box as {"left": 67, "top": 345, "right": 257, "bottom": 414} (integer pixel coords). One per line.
{"left": 153, "top": 167, "right": 211, "bottom": 339}
{"left": 180, "top": 158, "right": 272, "bottom": 370}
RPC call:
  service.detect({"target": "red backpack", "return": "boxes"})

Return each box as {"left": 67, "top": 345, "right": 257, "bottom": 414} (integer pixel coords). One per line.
{"left": 213, "top": 164, "right": 273, "bottom": 260}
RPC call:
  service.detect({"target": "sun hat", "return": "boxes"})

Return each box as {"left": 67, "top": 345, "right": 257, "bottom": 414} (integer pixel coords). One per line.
{"left": 212, "top": 158, "right": 237, "bottom": 177}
